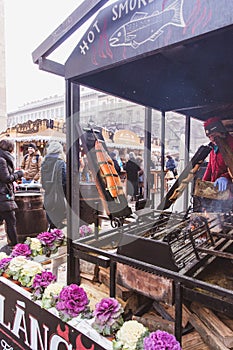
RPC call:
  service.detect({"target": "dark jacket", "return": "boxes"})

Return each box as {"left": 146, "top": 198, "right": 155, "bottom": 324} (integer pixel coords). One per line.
{"left": 124, "top": 159, "right": 140, "bottom": 182}
{"left": 41, "top": 154, "right": 66, "bottom": 227}
{"left": 0, "top": 149, "right": 23, "bottom": 212}
{"left": 112, "top": 158, "right": 121, "bottom": 175}
{"left": 166, "top": 158, "right": 176, "bottom": 172}
{"left": 124, "top": 158, "right": 141, "bottom": 196}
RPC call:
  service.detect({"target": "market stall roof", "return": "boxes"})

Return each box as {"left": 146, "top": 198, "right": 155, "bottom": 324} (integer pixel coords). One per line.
{"left": 32, "top": 0, "right": 233, "bottom": 122}
{"left": 0, "top": 129, "right": 65, "bottom": 142}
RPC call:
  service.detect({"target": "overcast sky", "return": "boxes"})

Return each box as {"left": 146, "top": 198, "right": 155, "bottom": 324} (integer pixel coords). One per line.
{"left": 4, "top": 0, "right": 85, "bottom": 112}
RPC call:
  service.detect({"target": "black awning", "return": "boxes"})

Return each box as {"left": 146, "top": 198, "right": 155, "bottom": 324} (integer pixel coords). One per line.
{"left": 64, "top": 0, "right": 233, "bottom": 122}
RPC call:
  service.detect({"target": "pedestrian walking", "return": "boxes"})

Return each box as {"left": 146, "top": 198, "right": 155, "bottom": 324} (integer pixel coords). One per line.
{"left": 41, "top": 141, "right": 67, "bottom": 230}
{"left": 0, "top": 139, "right": 24, "bottom": 253}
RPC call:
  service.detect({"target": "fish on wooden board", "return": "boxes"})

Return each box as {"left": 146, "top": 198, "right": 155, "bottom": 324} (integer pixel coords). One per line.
{"left": 95, "top": 140, "right": 124, "bottom": 202}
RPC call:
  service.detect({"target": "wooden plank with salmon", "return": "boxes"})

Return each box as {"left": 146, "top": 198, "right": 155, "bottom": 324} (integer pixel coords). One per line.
{"left": 95, "top": 139, "right": 124, "bottom": 201}
{"left": 77, "top": 124, "right": 132, "bottom": 224}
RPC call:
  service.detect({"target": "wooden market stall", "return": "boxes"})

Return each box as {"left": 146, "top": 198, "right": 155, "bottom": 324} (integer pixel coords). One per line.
{"left": 30, "top": 0, "right": 233, "bottom": 347}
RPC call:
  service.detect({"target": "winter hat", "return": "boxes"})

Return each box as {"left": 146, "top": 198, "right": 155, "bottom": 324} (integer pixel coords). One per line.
{"left": 47, "top": 141, "right": 63, "bottom": 155}
{"left": 129, "top": 152, "right": 135, "bottom": 159}
{"left": 204, "top": 117, "right": 227, "bottom": 136}
{"left": 28, "top": 143, "right": 37, "bottom": 150}
{"left": 109, "top": 151, "right": 116, "bottom": 159}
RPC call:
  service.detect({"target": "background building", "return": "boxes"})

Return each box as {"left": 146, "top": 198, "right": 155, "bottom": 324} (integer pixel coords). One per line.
{"left": 0, "top": 0, "right": 7, "bottom": 132}
{"left": 6, "top": 86, "right": 207, "bottom": 164}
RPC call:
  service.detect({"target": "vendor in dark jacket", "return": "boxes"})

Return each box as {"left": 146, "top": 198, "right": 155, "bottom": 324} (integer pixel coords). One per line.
{"left": 0, "top": 139, "right": 24, "bottom": 251}
{"left": 41, "top": 141, "right": 66, "bottom": 230}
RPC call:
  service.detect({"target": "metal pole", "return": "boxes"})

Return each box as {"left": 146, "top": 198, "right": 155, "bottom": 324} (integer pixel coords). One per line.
{"left": 183, "top": 115, "right": 191, "bottom": 210}
{"left": 144, "top": 107, "right": 152, "bottom": 200}
{"left": 66, "top": 80, "right": 80, "bottom": 284}
{"left": 160, "top": 111, "right": 166, "bottom": 202}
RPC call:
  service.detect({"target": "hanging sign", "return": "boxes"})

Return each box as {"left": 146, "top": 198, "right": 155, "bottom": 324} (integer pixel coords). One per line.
{"left": 65, "top": 0, "right": 233, "bottom": 79}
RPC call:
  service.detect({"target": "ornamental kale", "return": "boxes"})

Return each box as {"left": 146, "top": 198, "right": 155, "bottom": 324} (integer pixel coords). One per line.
{"left": 25, "top": 237, "right": 43, "bottom": 257}
{"left": 11, "top": 243, "right": 31, "bottom": 258}
{"left": 37, "top": 229, "right": 65, "bottom": 257}
{"left": 55, "top": 284, "right": 90, "bottom": 322}
{"left": 93, "top": 297, "right": 124, "bottom": 336}
{"left": 31, "top": 271, "right": 57, "bottom": 301}
{"left": 79, "top": 225, "right": 93, "bottom": 237}
{"left": 18, "top": 260, "right": 44, "bottom": 287}
{"left": 0, "top": 257, "right": 12, "bottom": 275}
{"left": 41, "top": 282, "right": 64, "bottom": 309}
{"left": 143, "top": 330, "right": 182, "bottom": 350}
{"left": 113, "top": 320, "right": 148, "bottom": 350}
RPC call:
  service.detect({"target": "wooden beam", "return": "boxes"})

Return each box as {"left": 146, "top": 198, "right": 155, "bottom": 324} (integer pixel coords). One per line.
{"left": 189, "top": 313, "right": 229, "bottom": 350}
{"left": 190, "top": 302, "right": 233, "bottom": 348}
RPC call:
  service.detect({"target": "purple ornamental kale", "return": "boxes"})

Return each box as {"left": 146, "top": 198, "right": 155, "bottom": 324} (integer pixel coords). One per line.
{"left": 11, "top": 243, "right": 32, "bottom": 258}
{"left": 93, "top": 297, "right": 123, "bottom": 326}
{"left": 0, "top": 257, "right": 12, "bottom": 274}
{"left": 32, "top": 271, "right": 57, "bottom": 290}
{"left": 37, "top": 231, "right": 57, "bottom": 248}
{"left": 143, "top": 330, "right": 182, "bottom": 350}
{"left": 37, "top": 230, "right": 64, "bottom": 249}
{"left": 32, "top": 271, "right": 57, "bottom": 300}
{"left": 51, "top": 229, "right": 64, "bottom": 244}
{"left": 79, "top": 225, "right": 93, "bottom": 237}
{"left": 92, "top": 297, "right": 124, "bottom": 335}
{"left": 56, "top": 284, "right": 89, "bottom": 321}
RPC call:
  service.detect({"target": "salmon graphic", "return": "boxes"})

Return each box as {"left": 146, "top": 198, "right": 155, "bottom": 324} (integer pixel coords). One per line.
{"left": 109, "top": 0, "right": 185, "bottom": 49}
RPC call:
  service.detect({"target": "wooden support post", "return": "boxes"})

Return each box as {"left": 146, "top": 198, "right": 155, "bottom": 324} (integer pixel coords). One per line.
{"left": 110, "top": 261, "right": 116, "bottom": 298}
{"left": 174, "top": 282, "right": 183, "bottom": 345}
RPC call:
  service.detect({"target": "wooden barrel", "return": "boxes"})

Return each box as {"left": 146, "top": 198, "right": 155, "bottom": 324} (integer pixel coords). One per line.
{"left": 79, "top": 182, "right": 103, "bottom": 225}
{"left": 15, "top": 192, "right": 48, "bottom": 242}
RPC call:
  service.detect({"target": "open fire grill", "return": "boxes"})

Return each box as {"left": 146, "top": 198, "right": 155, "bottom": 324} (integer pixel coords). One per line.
{"left": 74, "top": 128, "right": 233, "bottom": 277}
{"left": 74, "top": 209, "right": 233, "bottom": 275}
{"left": 72, "top": 129, "right": 233, "bottom": 335}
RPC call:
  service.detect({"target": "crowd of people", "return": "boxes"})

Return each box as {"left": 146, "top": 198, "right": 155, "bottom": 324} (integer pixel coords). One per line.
{"left": 0, "top": 140, "right": 67, "bottom": 254}
{"left": 0, "top": 116, "right": 232, "bottom": 252}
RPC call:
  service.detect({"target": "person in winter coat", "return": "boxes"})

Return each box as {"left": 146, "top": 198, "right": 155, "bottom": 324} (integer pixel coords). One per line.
{"left": 203, "top": 117, "right": 233, "bottom": 191}
{"left": 0, "top": 139, "right": 24, "bottom": 251}
{"left": 110, "top": 151, "right": 121, "bottom": 175}
{"left": 136, "top": 155, "right": 144, "bottom": 198}
{"left": 41, "top": 141, "right": 66, "bottom": 230}
{"left": 21, "top": 143, "right": 43, "bottom": 183}
{"left": 165, "top": 155, "right": 177, "bottom": 177}
{"left": 124, "top": 152, "right": 141, "bottom": 201}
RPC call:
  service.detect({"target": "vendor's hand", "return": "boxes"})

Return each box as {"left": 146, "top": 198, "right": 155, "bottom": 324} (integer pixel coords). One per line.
{"left": 214, "top": 177, "right": 228, "bottom": 192}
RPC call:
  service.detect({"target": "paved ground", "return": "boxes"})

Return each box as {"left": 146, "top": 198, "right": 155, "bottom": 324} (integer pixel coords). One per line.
{"left": 0, "top": 224, "right": 7, "bottom": 247}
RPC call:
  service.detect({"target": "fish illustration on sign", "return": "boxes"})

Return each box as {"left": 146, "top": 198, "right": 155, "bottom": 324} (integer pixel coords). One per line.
{"left": 109, "top": 0, "right": 185, "bottom": 49}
